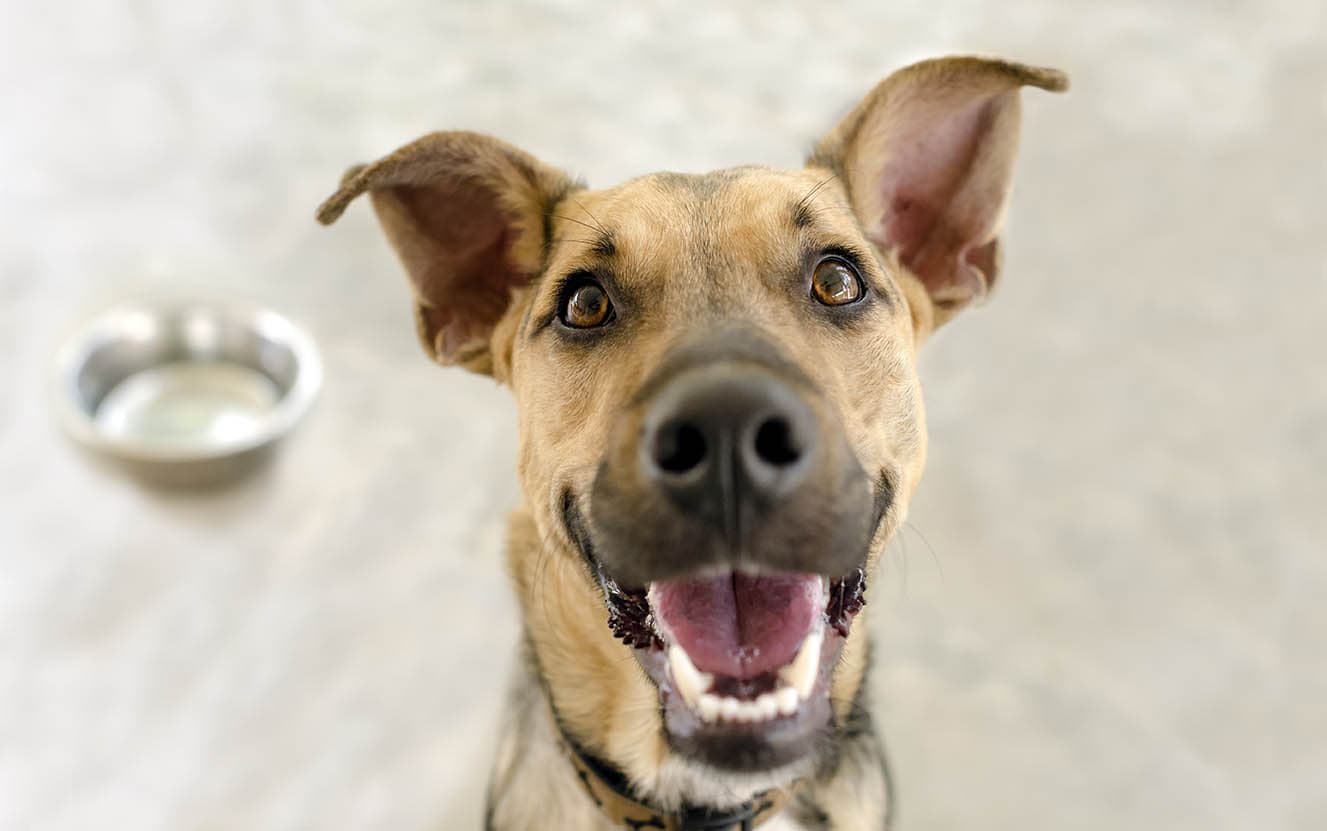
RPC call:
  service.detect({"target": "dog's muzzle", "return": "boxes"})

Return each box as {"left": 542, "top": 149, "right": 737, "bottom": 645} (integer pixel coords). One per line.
{"left": 590, "top": 328, "right": 875, "bottom": 586}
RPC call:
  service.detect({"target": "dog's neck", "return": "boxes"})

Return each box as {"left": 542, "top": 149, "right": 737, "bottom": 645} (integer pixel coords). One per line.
{"left": 556, "top": 721, "right": 795, "bottom": 831}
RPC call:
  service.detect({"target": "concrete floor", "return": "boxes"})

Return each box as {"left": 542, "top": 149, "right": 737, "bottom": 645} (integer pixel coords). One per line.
{"left": 2, "top": 2, "right": 1324, "bottom": 829}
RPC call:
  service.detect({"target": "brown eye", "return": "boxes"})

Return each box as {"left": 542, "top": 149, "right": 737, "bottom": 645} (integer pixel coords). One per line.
{"left": 811, "top": 258, "right": 864, "bottom": 306}
{"left": 560, "top": 279, "right": 613, "bottom": 329}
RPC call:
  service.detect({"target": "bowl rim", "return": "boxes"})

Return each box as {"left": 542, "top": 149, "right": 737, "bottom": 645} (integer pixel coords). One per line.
{"left": 51, "top": 299, "right": 323, "bottom": 465}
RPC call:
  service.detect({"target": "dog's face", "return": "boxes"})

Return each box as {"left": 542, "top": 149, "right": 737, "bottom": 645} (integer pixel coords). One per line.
{"left": 514, "top": 167, "right": 920, "bottom": 776}
{"left": 319, "top": 56, "right": 1064, "bottom": 793}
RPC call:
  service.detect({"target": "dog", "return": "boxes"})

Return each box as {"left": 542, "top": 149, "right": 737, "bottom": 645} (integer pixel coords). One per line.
{"left": 317, "top": 55, "right": 1066, "bottom": 831}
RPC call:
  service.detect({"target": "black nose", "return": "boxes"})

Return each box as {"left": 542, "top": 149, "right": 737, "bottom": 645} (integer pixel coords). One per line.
{"left": 640, "top": 365, "right": 818, "bottom": 532}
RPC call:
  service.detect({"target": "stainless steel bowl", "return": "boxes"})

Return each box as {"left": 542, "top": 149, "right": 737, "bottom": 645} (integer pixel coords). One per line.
{"left": 53, "top": 301, "right": 321, "bottom": 486}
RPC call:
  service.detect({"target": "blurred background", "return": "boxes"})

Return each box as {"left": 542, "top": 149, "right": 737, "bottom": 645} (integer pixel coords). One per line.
{"left": 2, "top": 1, "right": 1324, "bottom": 829}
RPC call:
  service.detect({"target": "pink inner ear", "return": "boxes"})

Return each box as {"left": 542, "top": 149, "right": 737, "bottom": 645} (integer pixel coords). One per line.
{"left": 396, "top": 185, "right": 526, "bottom": 359}
{"left": 882, "top": 191, "right": 940, "bottom": 266}
{"left": 874, "top": 96, "right": 1002, "bottom": 296}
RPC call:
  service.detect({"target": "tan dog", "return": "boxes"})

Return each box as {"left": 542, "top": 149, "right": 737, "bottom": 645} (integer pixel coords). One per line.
{"left": 318, "top": 56, "right": 1066, "bottom": 831}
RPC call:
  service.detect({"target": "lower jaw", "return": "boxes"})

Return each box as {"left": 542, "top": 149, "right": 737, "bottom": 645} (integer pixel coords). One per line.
{"left": 636, "top": 624, "right": 848, "bottom": 772}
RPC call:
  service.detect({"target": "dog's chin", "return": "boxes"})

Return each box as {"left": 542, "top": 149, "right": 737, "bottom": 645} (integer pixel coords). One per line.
{"left": 597, "top": 564, "right": 867, "bottom": 774}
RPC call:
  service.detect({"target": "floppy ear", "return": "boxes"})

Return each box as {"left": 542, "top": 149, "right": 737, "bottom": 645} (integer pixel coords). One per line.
{"left": 811, "top": 56, "right": 1067, "bottom": 333}
{"left": 316, "top": 131, "right": 578, "bottom": 375}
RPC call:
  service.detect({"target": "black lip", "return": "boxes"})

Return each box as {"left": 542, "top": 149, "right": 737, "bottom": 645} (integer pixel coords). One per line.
{"left": 666, "top": 697, "right": 834, "bottom": 772}
{"left": 560, "top": 487, "right": 602, "bottom": 583}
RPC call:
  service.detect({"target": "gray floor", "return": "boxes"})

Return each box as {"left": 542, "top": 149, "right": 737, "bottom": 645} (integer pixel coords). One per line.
{"left": 2, "top": 2, "right": 1324, "bottom": 829}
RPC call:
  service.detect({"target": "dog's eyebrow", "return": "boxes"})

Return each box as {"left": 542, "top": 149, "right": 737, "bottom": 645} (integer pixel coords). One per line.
{"left": 791, "top": 199, "right": 815, "bottom": 229}
{"left": 588, "top": 230, "right": 616, "bottom": 259}
{"left": 791, "top": 174, "right": 838, "bottom": 229}
{"left": 547, "top": 194, "right": 617, "bottom": 259}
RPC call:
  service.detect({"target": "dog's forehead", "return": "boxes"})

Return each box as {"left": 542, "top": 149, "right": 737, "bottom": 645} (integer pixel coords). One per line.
{"left": 562, "top": 166, "right": 852, "bottom": 261}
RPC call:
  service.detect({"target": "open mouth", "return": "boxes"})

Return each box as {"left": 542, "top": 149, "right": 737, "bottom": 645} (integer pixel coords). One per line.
{"left": 597, "top": 562, "right": 867, "bottom": 769}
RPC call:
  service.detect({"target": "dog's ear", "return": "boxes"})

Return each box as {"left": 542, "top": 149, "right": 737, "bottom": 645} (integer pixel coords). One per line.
{"left": 316, "top": 131, "right": 578, "bottom": 376}
{"left": 811, "top": 56, "right": 1067, "bottom": 333}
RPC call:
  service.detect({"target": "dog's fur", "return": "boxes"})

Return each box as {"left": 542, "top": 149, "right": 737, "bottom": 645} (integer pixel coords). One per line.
{"left": 319, "top": 56, "right": 1065, "bottom": 830}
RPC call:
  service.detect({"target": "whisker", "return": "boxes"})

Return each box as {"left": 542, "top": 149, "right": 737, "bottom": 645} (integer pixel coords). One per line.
{"left": 530, "top": 521, "right": 587, "bottom": 649}
{"left": 571, "top": 198, "right": 609, "bottom": 235}
{"left": 547, "top": 212, "right": 602, "bottom": 235}
{"left": 891, "top": 530, "right": 911, "bottom": 602}
{"left": 795, "top": 173, "right": 839, "bottom": 215}
{"left": 903, "top": 521, "right": 945, "bottom": 584}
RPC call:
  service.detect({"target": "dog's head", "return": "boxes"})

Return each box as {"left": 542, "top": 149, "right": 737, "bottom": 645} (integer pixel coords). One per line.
{"left": 319, "top": 56, "right": 1064, "bottom": 798}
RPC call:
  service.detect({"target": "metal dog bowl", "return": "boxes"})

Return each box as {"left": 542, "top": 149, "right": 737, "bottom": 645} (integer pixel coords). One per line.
{"left": 53, "top": 301, "right": 321, "bottom": 486}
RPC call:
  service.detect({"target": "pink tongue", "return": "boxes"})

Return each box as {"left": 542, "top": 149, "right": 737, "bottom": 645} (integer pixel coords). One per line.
{"left": 651, "top": 572, "right": 821, "bottom": 679}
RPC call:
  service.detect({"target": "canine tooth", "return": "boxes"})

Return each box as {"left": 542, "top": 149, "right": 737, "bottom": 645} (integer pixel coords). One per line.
{"left": 775, "top": 686, "right": 799, "bottom": 716}
{"left": 779, "top": 625, "right": 824, "bottom": 700}
{"left": 668, "top": 645, "right": 713, "bottom": 708}
{"left": 697, "top": 693, "right": 721, "bottom": 723}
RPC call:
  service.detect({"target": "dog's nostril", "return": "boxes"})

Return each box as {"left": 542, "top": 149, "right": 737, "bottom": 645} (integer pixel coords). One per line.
{"left": 655, "top": 422, "right": 708, "bottom": 474}
{"left": 753, "top": 416, "right": 801, "bottom": 467}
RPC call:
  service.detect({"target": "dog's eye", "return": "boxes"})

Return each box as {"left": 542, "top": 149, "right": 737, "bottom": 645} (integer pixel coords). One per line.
{"left": 559, "top": 278, "right": 614, "bottom": 329}
{"left": 811, "top": 258, "right": 864, "bottom": 306}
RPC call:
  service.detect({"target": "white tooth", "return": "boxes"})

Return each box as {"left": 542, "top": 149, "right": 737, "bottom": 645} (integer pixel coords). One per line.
{"left": 720, "top": 697, "right": 741, "bottom": 722}
{"left": 754, "top": 693, "right": 779, "bottom": 722}
{"left": 697, "top": 694, "right": 721, "bottom": 723}
{"left": 775, "top": 686, "right": 799, "bottom": 716}
{"left": 668, "top": 645, "right": 713, "bottom": 709}
{"left": 779, "top": 625, "right": 824, "bottom": 700}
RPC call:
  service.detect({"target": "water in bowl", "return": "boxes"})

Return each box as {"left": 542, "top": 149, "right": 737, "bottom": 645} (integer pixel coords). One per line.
{"left": 94, "top": 361, "right": 279, "bottom": 449}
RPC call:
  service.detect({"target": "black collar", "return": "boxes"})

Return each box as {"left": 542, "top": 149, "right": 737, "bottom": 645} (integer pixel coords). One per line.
{"left": 555, "top": 727, "right": 793, "bottom": 831}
